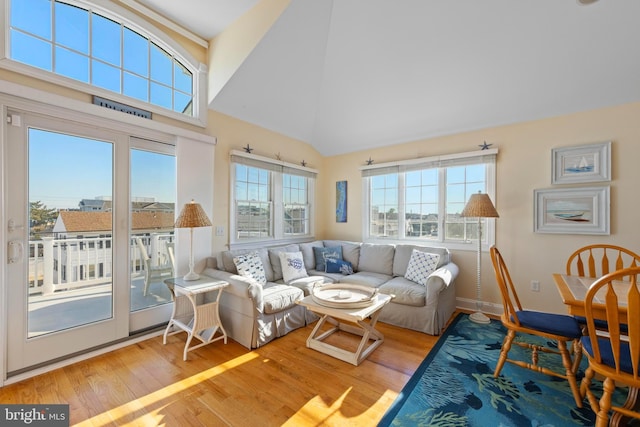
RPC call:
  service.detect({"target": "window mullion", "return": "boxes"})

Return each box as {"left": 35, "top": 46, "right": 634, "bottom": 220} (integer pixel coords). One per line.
{"left": 398, "top": 172, "right": 406, "bottom": 239}
{"left": 438, "top": 167, "right": 446, "bottom": 243}
{"left": 272, "top": 171, "right": 282, "bottom": 239}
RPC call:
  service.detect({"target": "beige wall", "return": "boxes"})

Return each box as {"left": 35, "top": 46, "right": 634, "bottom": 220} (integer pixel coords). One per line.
{"left": 317, "top": 102, "right": 640, "bottom": 314}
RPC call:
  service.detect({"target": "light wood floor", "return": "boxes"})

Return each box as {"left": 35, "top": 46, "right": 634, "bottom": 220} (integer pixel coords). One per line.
{"left": 0, "top": 314, "right": 459, "bottom": 426}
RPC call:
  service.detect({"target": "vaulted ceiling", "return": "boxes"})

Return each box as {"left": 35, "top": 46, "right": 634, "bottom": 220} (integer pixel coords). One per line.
{"left": 137, "top": 0, "right": 640, "bottom": 156}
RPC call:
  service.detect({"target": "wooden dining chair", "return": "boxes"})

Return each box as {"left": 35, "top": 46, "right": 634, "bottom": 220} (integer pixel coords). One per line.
{"left": 566, "top": 244, "right": 640, "bottom": 278}
{"left": 566, "top": 244, "right": 640, "bottom": 332}
{"left": 580, "top": 266, "right": 640, "bottom": 427}
{"left": 490, "top": 246, "right": 584, "bottom": 407}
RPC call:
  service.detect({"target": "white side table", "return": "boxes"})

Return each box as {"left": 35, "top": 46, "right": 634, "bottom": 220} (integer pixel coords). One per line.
{"left": 163, "top": 277, "right": 229, "bottom": 360}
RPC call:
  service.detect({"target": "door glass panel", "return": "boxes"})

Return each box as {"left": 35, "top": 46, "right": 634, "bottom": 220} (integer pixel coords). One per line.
{"left": 130, "top": 148, "right": 175, "bottom": 311}
{"left": 28, "top": 129, "right": 114, "bottom": 338}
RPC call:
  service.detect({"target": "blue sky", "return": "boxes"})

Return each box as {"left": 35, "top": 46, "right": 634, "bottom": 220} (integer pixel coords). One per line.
{"left": 29, "top": 129, "right": 175, "bottom": 209}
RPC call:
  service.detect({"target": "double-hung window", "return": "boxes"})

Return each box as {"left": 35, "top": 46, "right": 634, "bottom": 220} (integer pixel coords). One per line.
{"left": 230, "top": 151, "right": 316, "bottom": 247}
{"left": 362, "top": 149, "right": 497, "bottom": 250}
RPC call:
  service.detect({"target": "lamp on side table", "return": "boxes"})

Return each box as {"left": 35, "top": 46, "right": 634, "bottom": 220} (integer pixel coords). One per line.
{"left": 175, "top": 199, "right": 212, "bottom": 281}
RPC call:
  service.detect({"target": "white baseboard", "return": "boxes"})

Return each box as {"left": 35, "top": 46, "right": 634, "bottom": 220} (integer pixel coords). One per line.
{"left": 456, "top": 297, "right": 502, "bottom": 318}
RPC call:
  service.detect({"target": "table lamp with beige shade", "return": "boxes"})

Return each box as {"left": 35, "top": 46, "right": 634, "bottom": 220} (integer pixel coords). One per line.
{"left": 460, "top": 191, "right": 499, "bottom": 324}
{"left": 174, "top": 199, "right": 212, "bottom": 281}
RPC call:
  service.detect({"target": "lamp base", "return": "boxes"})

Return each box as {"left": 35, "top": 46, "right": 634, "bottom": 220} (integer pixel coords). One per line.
{"left": 469, "top": 311, "right": 491, "bottom": 324}
{"left": 183, "top": 271, "right": 200, "bottom": 281}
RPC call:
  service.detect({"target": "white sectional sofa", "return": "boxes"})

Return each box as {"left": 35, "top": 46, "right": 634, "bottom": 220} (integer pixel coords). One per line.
{"left": 202, "top": 240, "right": 459, "bottom": 349}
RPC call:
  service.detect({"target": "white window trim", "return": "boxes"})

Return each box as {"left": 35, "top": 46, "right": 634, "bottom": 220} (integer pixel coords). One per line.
{"left": 229, "top": 150, "right": 316, "bottom": 250}
{"left": 361, "top": 149, "right": 498, "bottom": 252}
{"left": 0, "top": 0, "right": 208, "bottom": 127}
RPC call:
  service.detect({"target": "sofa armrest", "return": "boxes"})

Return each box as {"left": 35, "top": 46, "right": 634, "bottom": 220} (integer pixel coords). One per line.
{"left": 424, "top": 262, "right": 458, "bottom": 295}
{"left": 205, "top": 256, "right": 218, "bottom": 269}
{"left": 201, "top": 267, "right": 264, "bottom": 311}
{"left": 430, "top": 262, "right": 459, "bottom": 286}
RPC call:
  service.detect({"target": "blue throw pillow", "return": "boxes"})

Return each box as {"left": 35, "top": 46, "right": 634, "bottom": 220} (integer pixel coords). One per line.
{"left": 313, "top": 246, "right": 343, "bottom": 271}
{"left": 325, "top": 258, "right": 353, "bottom": 275}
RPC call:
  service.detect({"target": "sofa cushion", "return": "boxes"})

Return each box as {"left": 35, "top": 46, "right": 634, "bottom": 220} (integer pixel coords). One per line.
{"left": 322, "top": 240, "right": 361, "bottom": 271}
{"left": 379, "top": 276, "right": 426, "bottom": 307}
{"left": 261, "top": 283, "right": 304, "bottom": 314}
{"left": 313, "top": 246, "right": 343, "bottom": 271}
{"left": 340, "top": 271, "right": 390, "bottom": 288}
{"left": 279, "top": 251, "right": 308, "bottom": 283}
{"left": 299, "top": 240, "right": 324, "bottom": 271}
{"left": 233, "top": 252, "right": 267, "bottom": 285}
{"left": 357, "top": 243, "right": 395, "bottom": 275}
{"left": 325, "top": 258, "right": 353, "bottom": 275}
{"left": 404, "top": 249, "right": 440, "bottom": 286}
{"left": 268, "top": 244, "right": 300, "bottom": 281}
{"left": 393, "top": 244, "right": 450, "bottom": 276}
{"left": 222, "top": 248, "right": 274, "bottom": 281}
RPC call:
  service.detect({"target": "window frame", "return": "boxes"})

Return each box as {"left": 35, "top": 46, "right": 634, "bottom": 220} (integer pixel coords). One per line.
{"left": 362, "top": 149, "right": 497, "bottom": 252}
{"left": 229, "top": 150, "right": 316, "bottom": 250}
{"left": 0, "top": 0, "right": 207, "bottom": 127}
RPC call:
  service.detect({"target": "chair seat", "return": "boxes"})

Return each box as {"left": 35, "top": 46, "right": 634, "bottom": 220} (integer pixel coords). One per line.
{"left": 574, "top": 315, "right": 629, "bottom": 334}
{"left": 515, "top": 310, "right": 582, "bottom": 338}
{"left": 581, "top": 336, "right": 634, "bottom": 374}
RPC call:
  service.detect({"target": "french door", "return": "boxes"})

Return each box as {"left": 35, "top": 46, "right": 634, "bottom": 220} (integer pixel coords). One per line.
{"left": 5, "top": 110, "right": 174, "bottom": 375}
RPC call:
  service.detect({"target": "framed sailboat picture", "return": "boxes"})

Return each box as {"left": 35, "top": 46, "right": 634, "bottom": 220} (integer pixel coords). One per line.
{"left": 551, "top": 141, "right": 611, "bottom": 184}
{"left": 534, "top": 186, "right": 610, "bottom": 235}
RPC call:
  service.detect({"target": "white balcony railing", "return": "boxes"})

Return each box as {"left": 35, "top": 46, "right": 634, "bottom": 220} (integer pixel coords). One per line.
{"left": 28, "top": 233, "right": 174, "bottom": 296}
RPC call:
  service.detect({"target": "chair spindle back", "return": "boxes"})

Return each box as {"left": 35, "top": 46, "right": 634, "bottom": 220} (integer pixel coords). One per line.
{"left": 566, "top": 244, "right": 640, "bottom": 279}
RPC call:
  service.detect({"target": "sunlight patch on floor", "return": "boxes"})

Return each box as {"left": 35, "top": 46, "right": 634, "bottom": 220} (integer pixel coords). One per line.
{"left": 73, "top": 352, "right": 260, "bottom": 426}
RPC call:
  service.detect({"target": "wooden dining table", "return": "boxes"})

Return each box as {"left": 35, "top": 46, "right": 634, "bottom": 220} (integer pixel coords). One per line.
{"left": 553, "top": 273, "right": 632, "bottom": 320}
{"left": 553, "top": 273, "right": 637, "bottom": 426}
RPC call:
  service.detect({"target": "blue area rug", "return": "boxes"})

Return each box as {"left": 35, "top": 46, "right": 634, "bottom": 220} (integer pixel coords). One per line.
{"left": 379, "top": 313, "right": 632, "bottom": 427}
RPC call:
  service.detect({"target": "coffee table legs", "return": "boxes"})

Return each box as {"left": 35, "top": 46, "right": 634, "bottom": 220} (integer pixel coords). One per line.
{"left": 306, "top": 311, "right": 385, "bottom": 366}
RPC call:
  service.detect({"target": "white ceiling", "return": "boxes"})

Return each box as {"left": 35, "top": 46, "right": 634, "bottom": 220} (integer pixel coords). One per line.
{"left": 139, "top": 0, "right": 640, "bottom": 156}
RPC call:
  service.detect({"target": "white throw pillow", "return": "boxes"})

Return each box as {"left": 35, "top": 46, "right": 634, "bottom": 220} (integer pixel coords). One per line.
{"left": 404, "top": 249, "right": 440, "bottom": 286}
{"left": 279, "top": 251, "right": 308, "bottom": 283}
{"left": 233, "top": 252, "right": 267, "bottom": 285}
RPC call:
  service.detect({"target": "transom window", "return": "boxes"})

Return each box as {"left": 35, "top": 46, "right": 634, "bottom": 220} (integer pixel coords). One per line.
{"left": 8, "top": 0, "right": 195, "bottom": 116}
{"left": 363, "top": 150, "right": 497, "bottom": 250}
{"left": 230, "top": 151, "right": 315, "bottom": 247}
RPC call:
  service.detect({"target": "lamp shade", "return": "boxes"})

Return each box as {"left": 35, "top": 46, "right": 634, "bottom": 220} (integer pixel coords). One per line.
{"left": 175, "top": 200, "right": 212, "bottom": 228}
{"left": 460, "top": 192, "right": 499, "bottom": 218}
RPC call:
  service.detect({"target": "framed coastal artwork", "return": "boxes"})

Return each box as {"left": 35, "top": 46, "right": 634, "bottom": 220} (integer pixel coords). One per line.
{"left": 336, "top": 180, "right": 347, "bottom": 222}
{"left": 534, "top": 186, "right": 610, "bottom": 235}
{"left": 551, "top": 141, "right": 611, "bottom": 184}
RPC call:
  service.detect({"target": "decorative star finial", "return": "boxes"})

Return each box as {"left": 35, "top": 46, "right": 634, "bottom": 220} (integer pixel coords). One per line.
{"left": 243, "top": 144, "right": 253, "bottom": 153}
{"left": 301, "top": 160, "right": 307, "bottom": 167}
{"left": 366, "top": 157, "right": 374, "bottom": 165}
{"left": 479, "top": 141, "right": 492, "bottom": 150}
{"left": 275, "top": 152, "right": 281, "bottom": 160}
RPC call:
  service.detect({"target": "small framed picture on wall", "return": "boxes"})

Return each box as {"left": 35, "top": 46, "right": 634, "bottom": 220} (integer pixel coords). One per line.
{"left": 336, "top": 181, "right": 347, "bottom": 223}
{"left": 551, "top": 141, "right": 611, "bottom": 184}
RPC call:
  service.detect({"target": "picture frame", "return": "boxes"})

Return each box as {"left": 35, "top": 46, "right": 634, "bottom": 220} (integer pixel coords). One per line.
{"left": 336, "top": 180, "right": 347, "bottom": 223}
{"left": 551, "top": 141, "right": 611, "bottom": 184}
{"left": 534, "top": 186, "right": 610, "bottom": 235}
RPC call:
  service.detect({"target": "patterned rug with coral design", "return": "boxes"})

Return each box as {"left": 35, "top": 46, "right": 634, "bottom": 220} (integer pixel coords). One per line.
{"left": 379, "top": 313, "right": 634, "bottom": 427}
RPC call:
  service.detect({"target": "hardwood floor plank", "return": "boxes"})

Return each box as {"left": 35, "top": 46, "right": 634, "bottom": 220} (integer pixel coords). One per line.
{"left": 0, "top": 314, "right": 455, "bottom": 426}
